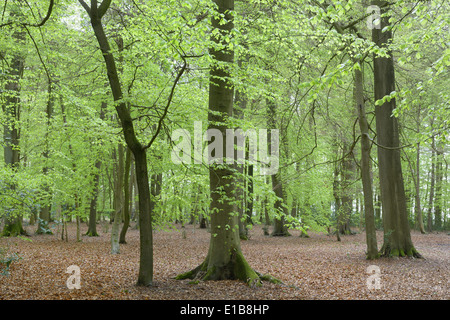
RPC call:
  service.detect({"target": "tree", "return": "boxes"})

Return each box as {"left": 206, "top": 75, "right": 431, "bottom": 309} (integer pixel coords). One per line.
{"left": 354, "top": 64, "right": 378, "bottom": 259}
{"left": 86, "top": 103, "right": 106, "bottom": 237}
{"left": 176, "top": 0, "right": 265, "bottom": 285}
{"left": 78, "top": 0, "right": 187, "bottom": 285}
{"left": 119, "top": 146, "right": 132, "bottom": 243}
{"left": 371, "top": 0, "right": 420, "bottom": 258}
{"left": 1, "top": 11, "right": 26, "bottom": 237}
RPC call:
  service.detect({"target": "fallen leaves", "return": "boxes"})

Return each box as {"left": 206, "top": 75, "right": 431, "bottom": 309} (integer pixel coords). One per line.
{"left": 0, "top": 223, "right": 448, "bottom": 300}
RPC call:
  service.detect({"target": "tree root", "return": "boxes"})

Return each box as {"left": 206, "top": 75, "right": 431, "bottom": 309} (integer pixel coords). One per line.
{"left": 379, "top": 244, "right": 423, "bottom": 259}
{"left": 175, "top": 250, "right": 283, "bottom": 287}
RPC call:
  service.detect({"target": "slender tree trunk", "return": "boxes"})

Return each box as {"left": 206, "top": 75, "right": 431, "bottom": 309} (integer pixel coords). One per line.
{"left": 372, "top": 0, "right": 420, "bottom": 257}
{"left": 150, "top": 172, "right": 162, "bottom": 221}
{"left": 234, "top": 61, "right": 250, "bottom": 240}
{"left": 246, "top": 163, "right": 254, "bottom": 226}
{"left": 339, "top": 142, "right": 355, "bottom": 235}
{"left": 266, "top": 98, "right": 289, "bottom": 236}
{"left": 111, "top": 145, "right": 124, "bottom": 254}
{"left": 87, "top": 160, "right": 101, "bottom": 237}
{"left": 87, "top": 103, "right": 105, "bottom": 237}
{"left": 263, "top": 177, "right": 271, "bottom": 236}
{"left": 434, "top": 143, "right": 444, "bottom": 230}
{"left": 119, "top": 147, "right": 132, "bottom": 243}
{"left": 75, "top": 194, "right": 81, "bottom": 242}
{"left": 37, "top": 81, "right": 54, "bottom": 235}
{"left": 333, "top": 162, "right": 342, "bottom": 241}
{"left": 427, "top": 133, "right": 435, "bottom": 232}
{"left": 354, "top": 66, "right": 378, "bottom": 259}
{"left": 79, "top": 1, "right": 155, "bottom": 285}
{"left": 414, "top": 109, "right": 425, "bottom": 233}
{"left": 2, "top": 21, "right": 26, "bottom": 237}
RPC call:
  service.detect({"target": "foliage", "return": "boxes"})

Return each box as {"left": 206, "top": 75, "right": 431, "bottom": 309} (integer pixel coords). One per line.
{"left": 0, "top": 0, "right": 448, "bottom": 259}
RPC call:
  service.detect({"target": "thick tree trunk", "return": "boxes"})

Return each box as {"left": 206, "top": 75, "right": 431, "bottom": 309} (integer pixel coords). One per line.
{"left": 176, "top": 0, "right": 262, "bottom": 285}
{"left": 372, "top": 0, "right": 420, "bottom": 257}
{"left": 354, "top": 66, "right": 378, "bottom": 259}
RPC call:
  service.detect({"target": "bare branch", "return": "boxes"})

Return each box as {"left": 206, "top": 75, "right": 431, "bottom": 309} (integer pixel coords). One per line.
{"left": 78, "top": 0, "right": 91, "bottom": 14}
{"left": 98, "top": 0, "right": 112, "bottom": 18}
{"left": 30, "top": 0, "right": 55, "bottom": 27}
{"left": 144, "top": 61, "right": 188, "bottom": 150}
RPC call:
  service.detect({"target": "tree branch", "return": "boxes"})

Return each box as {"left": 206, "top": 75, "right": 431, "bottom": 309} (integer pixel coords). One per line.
{"left": 30, "top": 0, "right": 55, "bottom": 27}
{"left": 0, "top": 0, "right": 54, "bottom": 28}
{"left": 98, "top": 0, "right": 112, "bottom": 18}
{"left": 78, "top": 0, "right": 91, "bottom": 14}
{"left": 143, "top": 61, "right": 187, "bottom": 150}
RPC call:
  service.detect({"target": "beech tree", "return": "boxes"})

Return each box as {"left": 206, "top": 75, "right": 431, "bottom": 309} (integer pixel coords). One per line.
{"left": 78, "top": 0, "right": 187, "bottom": 285}
{"left": 176, "top": 0, "right": 258, "bottom": 284}
{"left": 371, "top": 0, "right": 420, "bottom": 258}
{"left": 0, "top": 0, "right": 448, "bottom": 295}
{"left": 1, "top": 11, "right": 26, "bottom": 237}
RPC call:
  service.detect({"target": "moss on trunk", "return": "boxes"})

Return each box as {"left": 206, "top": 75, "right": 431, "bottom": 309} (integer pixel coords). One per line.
{"left": 379, "top": 241, "right": 422, "bottom": 258}
{"left": 175, "top": 248, "right": 281, "bottom": 287}
{"left": 2, "top": 220, "right": 26, "bottom": 237}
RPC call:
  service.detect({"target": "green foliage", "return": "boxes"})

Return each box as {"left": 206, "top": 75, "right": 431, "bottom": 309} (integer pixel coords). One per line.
{"left": 0, "top": 247, "right": 21, "bottom": 276}
{"left": 0, "top": 0, "right": 448, "bottom": 238}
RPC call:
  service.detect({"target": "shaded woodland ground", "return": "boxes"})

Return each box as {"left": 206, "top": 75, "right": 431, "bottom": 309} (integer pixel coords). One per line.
{"left": 0, "top": 222, "right": 448, "bottom": 300}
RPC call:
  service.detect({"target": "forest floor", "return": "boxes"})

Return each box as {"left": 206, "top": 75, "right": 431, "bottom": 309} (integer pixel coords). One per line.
{"left": 0, "top": 222, "right": 448, "bottom": 300}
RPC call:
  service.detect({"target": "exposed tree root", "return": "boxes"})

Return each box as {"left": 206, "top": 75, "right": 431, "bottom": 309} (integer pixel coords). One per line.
{"left": 175, "top": 250, "right": 282, "bottom": 287}
{"left": 2, "top": 224, "right": 27, "bottom": 237}
{"left": 379, "top": 243, "right": 423, "bottom": 259}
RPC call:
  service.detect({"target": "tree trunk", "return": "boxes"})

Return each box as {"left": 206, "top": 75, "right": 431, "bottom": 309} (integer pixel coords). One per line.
{"left": 266, "top": 98, "right": 289, "bottom": 237}
{"left": 87, "top": 159, "right": 101, "bottom": 237}
{"left": 176, "top": 0, "right": 262, "bottom": 285}
{"left": 372, "top": 0, "right": 420, "bottom": 257}
{"left": 134, "top": 149, "right": 153, "bottom": 285}
{"left": 354, "top": 66, "right": 378, "bottom": 259}
{"left": 246, "top": 163, "right": 254, "bottom": 226}
{"left": 119, "top": 147, "right": 132, "bottom": 243}
{"left": 333, "top": 163, "right": 342, "bottom": 242}
{"left": 150, "top": 172, "right": 162, "bottom": 222}
{"left": 37, "top": 79, "right": 54, "bottom": 235}
{"left": 2, "top": 21, "right": 26, "bottom": 237}
{"left": 339, "top": 142, "right": 355, "bottom": 235}
{"left": 427, "top": 132, "right": 435, "bottom": 232}
{"left": 87, "top": 102, "right": 106, "bottom": 237}
{"left": 111, "top": 145, "right": 124, "bottom": 254}
{"left": 80, "top": 1, "right": 155, "bottom": 285}
{"left": 414, "top": 107, "right": 425, "bottom": 234}
{"left": 434, "top": 143, "right": 444, "bottom": 230}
